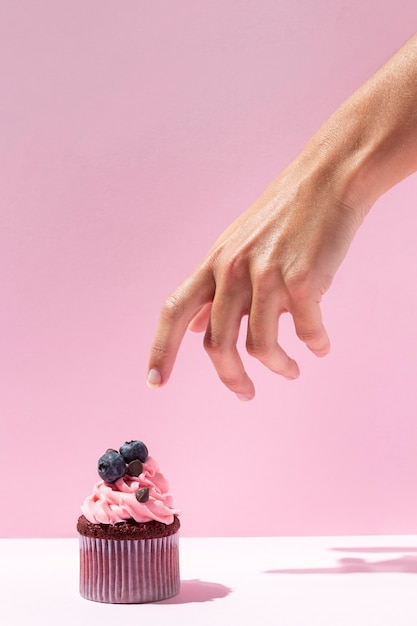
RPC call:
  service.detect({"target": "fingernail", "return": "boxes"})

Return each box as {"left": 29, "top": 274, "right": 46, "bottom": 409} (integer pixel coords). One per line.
{"left": 236, "top": 393, "right": 251, "bottom": 402}
{"left": 285, "top": 372, "right": 299, "bottom": 380}
{"left": 147, "top": 368, "right": 162, "bottom": 388}
{"left": 286, "top": 360, "right": 300, "bottom": 379}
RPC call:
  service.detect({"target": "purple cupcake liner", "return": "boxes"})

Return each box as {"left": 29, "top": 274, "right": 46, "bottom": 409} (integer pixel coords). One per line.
{"left": 79, "top": 532, "right": 180, "bottom": 603}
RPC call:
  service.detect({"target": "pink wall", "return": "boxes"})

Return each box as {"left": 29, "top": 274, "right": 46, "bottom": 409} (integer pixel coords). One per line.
{"left": 1, "top": 1, "right": 416, "bottom": 537}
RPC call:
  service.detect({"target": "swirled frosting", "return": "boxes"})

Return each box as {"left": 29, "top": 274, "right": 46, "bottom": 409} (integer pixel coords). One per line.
{"left": 81, "top": 455, "right": 180, "bottom": 525}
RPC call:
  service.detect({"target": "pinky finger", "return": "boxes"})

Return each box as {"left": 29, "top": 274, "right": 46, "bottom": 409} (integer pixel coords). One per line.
{"left": 292, "top": 300, "right": 330, "bottom": 357}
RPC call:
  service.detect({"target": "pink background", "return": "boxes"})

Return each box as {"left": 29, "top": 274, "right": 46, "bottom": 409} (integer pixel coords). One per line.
{"left": 1, "top": 1, "right": 416, "bottom": 538}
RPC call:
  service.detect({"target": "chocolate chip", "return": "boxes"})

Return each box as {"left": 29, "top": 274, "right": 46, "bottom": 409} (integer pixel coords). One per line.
{"left": 127, "top": 459, "right": 143, "bottom": 477}
{"left": 135, "top": 487, "right": 150, "bottom": 503}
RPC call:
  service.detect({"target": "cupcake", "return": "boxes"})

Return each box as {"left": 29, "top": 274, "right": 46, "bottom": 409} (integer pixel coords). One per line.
{"left": 77, "top": 439, "right": 180, "bottom": 603}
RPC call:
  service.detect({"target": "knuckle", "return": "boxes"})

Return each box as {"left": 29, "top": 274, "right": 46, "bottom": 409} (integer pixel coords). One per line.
{"left": 203, "top": 331, "right": 224, "bottom": 355}
{"left": 217, "top": 255, "right": 246, "bottom": 287}
{"left": 218, "top": 374, "right": 241, "bottom": 390}
{"left": 246, "top": 337, "right": 269, "bottom": 359}
{"left": 285, "top": 271, "right": 313, "bottom": 301}
{"left": 160, "top": 292, "right": 185, "bottom": 323}
{"left": 252, "top": 266, "right": 276, "bottom": 293}
{"left": 296, "top": 327, "right": 321, "bottom": 343}
{"left": 218, "top": 372, "right": 240, "bottom": 391}
{"left": 285, "top": 267, "right": 333, "bottom": 303}
{"left": 296, "top": 327, "right": 329, "bottom": 355}
{"left": 149, "top": 339, "right": 170, "bottom": 361}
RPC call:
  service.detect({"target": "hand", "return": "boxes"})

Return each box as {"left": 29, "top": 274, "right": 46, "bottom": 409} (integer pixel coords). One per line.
{"left": 147, "top": 33, "right": 417, "bottom": 399}
{"left": 147, "top": 144, "right": 364, "bottom": 400}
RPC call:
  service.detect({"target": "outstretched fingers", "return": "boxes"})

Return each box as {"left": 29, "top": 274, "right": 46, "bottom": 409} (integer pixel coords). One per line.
{"left": 148, "top": 260, "right": 331, "bottom": 397}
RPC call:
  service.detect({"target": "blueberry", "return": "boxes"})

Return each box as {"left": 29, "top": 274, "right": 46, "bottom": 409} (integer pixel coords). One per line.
{"left": 119, "top": 440, "right": 148, "bottom": 464}
{"left": 98, "top": 450, "right": 126, "bottom": 483}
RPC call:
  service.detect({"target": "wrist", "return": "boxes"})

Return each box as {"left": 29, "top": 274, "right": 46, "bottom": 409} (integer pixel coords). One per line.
{"left": 293, "top": 115, "right": 377, "bottom": 229}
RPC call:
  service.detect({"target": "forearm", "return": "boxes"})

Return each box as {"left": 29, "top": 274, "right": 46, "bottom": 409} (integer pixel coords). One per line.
{"left": 303, "top": 33, "right": 417, "bottom": 218}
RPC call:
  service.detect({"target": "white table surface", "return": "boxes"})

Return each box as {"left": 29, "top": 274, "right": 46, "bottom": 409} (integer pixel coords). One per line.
{"left": 1, "top": 535, "right": 417, "bottom": 626}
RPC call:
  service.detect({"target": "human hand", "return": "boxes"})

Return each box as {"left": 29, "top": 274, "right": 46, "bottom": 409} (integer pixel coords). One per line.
{"left": 147, "top": 32, "right": 417, "bottom": 399}
{"left": 147, "top": 143, "right": 365, "bottom": 400}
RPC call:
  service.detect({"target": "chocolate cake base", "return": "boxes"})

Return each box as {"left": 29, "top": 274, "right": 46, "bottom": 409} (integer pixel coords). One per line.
{"left": 77, "top": 514, "right": 180, "bottom": 540}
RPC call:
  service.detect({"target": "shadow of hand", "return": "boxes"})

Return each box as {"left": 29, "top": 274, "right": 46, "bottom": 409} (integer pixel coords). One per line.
{"left": 265, "top": 554, "right": 417, "bottom": 575}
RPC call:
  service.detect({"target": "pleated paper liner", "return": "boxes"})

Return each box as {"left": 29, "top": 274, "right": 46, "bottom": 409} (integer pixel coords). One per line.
{"left": 79, "top": 532, "right": 180, "bottom": 603}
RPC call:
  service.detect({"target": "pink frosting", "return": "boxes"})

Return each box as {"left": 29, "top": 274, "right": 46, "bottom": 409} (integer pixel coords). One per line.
{"left": 81, "top": 456, "right": 180, "bottom": 525}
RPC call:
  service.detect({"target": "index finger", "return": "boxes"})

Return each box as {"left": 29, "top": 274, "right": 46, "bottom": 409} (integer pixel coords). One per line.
{"left": 147, "top": 272, "right": 215, "bottom": 388}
